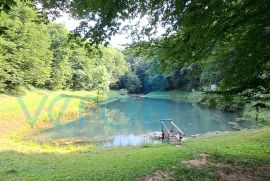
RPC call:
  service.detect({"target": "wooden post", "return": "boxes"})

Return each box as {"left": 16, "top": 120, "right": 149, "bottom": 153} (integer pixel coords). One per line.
{"left": 161, "top": 123, "right": 164, "bottom": 141}
{"left": 179, "top": 133, "right": 182, "bottom": 143}
{"left": 170, "top": 121, "right": 173, "bottom": 133}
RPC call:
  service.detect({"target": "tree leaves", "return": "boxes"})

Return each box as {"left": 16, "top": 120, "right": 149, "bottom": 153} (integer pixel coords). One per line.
{"left": 0, "top": 1, "right": 128, "bottom": 93}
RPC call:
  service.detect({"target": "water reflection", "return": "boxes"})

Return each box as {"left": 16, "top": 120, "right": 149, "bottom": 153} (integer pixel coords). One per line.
{"left": 31, "top": 97, "right": 253, "bottom": 146}
{"left": 102, "top": 134, "right": 155, "bottom": 148}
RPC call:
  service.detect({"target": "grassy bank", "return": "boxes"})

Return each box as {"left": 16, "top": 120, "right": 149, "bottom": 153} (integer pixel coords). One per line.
{"left": 145, "top": 90, "right": 270, "bottom": 125}
{"left": 0, "top": 89, "right": 269, "bottom": 180}
{"left": 144, "top": 90, "right": 202, "bottom": 103}
{"left": 0, "top": 89, "right": 125, "bottom": 138}
{"left": 0, "top": 127, "right": 269, "bottom": 180}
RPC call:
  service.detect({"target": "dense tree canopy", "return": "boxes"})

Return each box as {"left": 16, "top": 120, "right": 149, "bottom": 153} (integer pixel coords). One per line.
{"left": 33, "top": 0, "right": 270, "bottom": 97}
{"left": 0, "top": 1, "right": 52, "bottom": 90}
{"left": 121, "top": 1, "right": 270, "bottom": 98}
{"left": 0, "top": 1, "right": 128, "bottom": 93}
{"left": 47, "top": 23, "right": 72, "bottom": 90}
{"left": 1, "top": 0, "right": 269, "bottom": 100}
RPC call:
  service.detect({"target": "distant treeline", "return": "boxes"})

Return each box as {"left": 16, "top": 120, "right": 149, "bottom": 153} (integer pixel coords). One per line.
{"left": 113, "top": 56, "right": 201, "bottom": 94}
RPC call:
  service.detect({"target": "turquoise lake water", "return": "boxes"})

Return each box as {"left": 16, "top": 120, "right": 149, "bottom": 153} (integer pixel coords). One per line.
{"left": 32, "top": 97, "right": 253, "bottom": 147}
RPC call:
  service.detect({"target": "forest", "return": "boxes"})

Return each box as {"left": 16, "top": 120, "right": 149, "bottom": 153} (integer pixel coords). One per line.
{"left": 1, "top": 1, "right": 269, "bottom": 99}
{"left": 0, "top": 0, "right": 270, "bottom": 180}
{"left": 0, "top": 1, "right": 128, "bottom": 94}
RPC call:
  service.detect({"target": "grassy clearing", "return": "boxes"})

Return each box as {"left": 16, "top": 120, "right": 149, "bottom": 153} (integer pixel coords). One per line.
{"left": 0, "top": 127, "right": 269, "bottom": 180}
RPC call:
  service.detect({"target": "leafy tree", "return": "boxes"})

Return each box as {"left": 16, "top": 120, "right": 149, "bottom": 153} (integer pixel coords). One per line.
{"left": 47, "top": 23, "right": 72, "bottom": 90}
{"left": 68, "top": 37, "right": 94, "bottom": 90}
{"left": 37, "top": 0, "right": 270, "bottom": 97}
{"left": 0, "top": 1, "right": 129, "bottom": 94}
{"left": 0, "top": 1, "right": 52, "bottom": 90}
{"left": 117, "top": 71, "right": 142, "bottom": 94}
{"left": 97, "top": 46, "right": 128, "bottom": 85}
{"left": 88, "top": 65, "right": 111, "bottom": 92}
{"left": 115, "top": 55, "right": 169, "bottom": 94}
{"left": 68, "top": 36, "right": 128, "bottom": 92}
{"left": 166, "top": 65, "right": 200, "bottom": 91}
{"left": 0, "top": 0, "right": 16, "bottom": 14}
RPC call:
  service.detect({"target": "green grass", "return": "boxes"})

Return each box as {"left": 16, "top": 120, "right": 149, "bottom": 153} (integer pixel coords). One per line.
{"left": 0, "top": 89, "right": 269, "bottom": 180}
{"left": 243, "top": 104, "right": 270, "bottom": 126}
{"left": 0, "top": 127, "right": 269, "bottom": 180}
{"left": 144, "top": 90, "right": 203, "bottom": 103}
{"left": 0, "top": 89, "right": 124, "bottom": 138}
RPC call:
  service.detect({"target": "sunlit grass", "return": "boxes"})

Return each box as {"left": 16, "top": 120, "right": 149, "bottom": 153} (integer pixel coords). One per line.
{"left": 0, "top": 88, "right": 123, "bottom": 138}
{"left": 144, "top": 90, "right": 203, "bottom": 102}
{"left": 0, "top": 127, "right": 269, "bottom": 180}
{"left": 0, "top": 89, "right": 269, "bottom": 180}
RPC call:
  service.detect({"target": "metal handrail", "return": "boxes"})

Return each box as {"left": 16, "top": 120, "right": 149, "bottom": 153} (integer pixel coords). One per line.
{"left": 160, "top": 119, "right": 184, "bottom": 142}
{"left": 170, "top": 121, "right": 184, "bottom": 136}
{"left": 160, "top": 120, "right": 169, "bottom": 141}
{"left": 160, "top": 119, "right": 173, "bottom": 122}
{"left": 161, "top": 120, "right": 170, "bottom": 134}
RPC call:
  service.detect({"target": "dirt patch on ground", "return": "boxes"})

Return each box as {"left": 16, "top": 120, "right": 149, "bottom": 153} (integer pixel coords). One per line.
{"left": 182, "top": 153, "right": 270, "bottom": 181}
{"left": 141, "top": 170, "right": 173, "bottom": 181}
{"left": 218, "top": 172, "right": 261, "bottom": 181}
{"left": 216, "top": 164, "right": 270, "bottom": 181}
{"left": 182, "top": 153, "right": 209, "bottom": 167}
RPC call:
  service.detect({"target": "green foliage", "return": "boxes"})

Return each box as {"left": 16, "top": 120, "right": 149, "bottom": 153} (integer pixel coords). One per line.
{"left": 88, "top": 65, "right": 110, "bottom": 92}
{"left": 0, "top": 1, "right": 128, "bottom": 93}
{"left": 115, "top": 55, "right": 171, "bottom": 94}
{"left": 98, "top": 46, "right": 128, "bottom": 84}
{"left": 47, "top": 23, "right": 72, "bottom": 90}
{"left": 38, "top": 0, "right": 270, "bottom": 98}
{"left": 120, "top": 72, "right": 142, "bottom": 94}
{"left": 68, "top": 39, "right": 128, "bottom": 91}
{"left": 125, "top": 0, "right": 270, "bottom": 98}
{"left": 243, "top": 104, "right": 270, "bottom": 125}
{"left": 0, "top": 1, "right": 52, "bottom": 90}
{"left": 0, "top": 0, "right": 16, "bottom": 14}
{"left": 167, "top": 65, "right": 201, "bottom": 91}
{"left": 68, "top": 37, "right": 93, "bottom": 90}
{"left": 119, "top": 53, "right": 202, "bottom": 93}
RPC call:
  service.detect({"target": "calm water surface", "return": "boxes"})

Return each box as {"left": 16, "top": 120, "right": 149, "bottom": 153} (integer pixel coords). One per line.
{"left": 32, "top": 97, "right": 253, "bottom": 147}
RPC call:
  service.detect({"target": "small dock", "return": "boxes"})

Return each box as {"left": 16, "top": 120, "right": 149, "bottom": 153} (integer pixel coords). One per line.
{"left": 160, "top": 119, "right": 184, "bottom": 145}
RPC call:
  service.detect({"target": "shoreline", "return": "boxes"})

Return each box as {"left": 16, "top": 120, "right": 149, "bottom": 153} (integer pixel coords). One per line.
{"left": 3, "top": 90, "right": 263, "bottom": 147}
{"left": 23, "top": 129, "right": 254, "bottom": 148}
{"left": 2, "top": 90, "right": 125, "bottom": 141}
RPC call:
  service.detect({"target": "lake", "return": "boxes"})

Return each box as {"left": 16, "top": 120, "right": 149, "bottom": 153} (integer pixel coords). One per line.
{"left": 31, "top": 97, "right": 254, "bottom": 147}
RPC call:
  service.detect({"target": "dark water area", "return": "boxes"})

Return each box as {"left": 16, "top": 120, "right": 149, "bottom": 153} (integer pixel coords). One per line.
{"left": 31, "top": 97, "right": 254, "bottom": 147}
